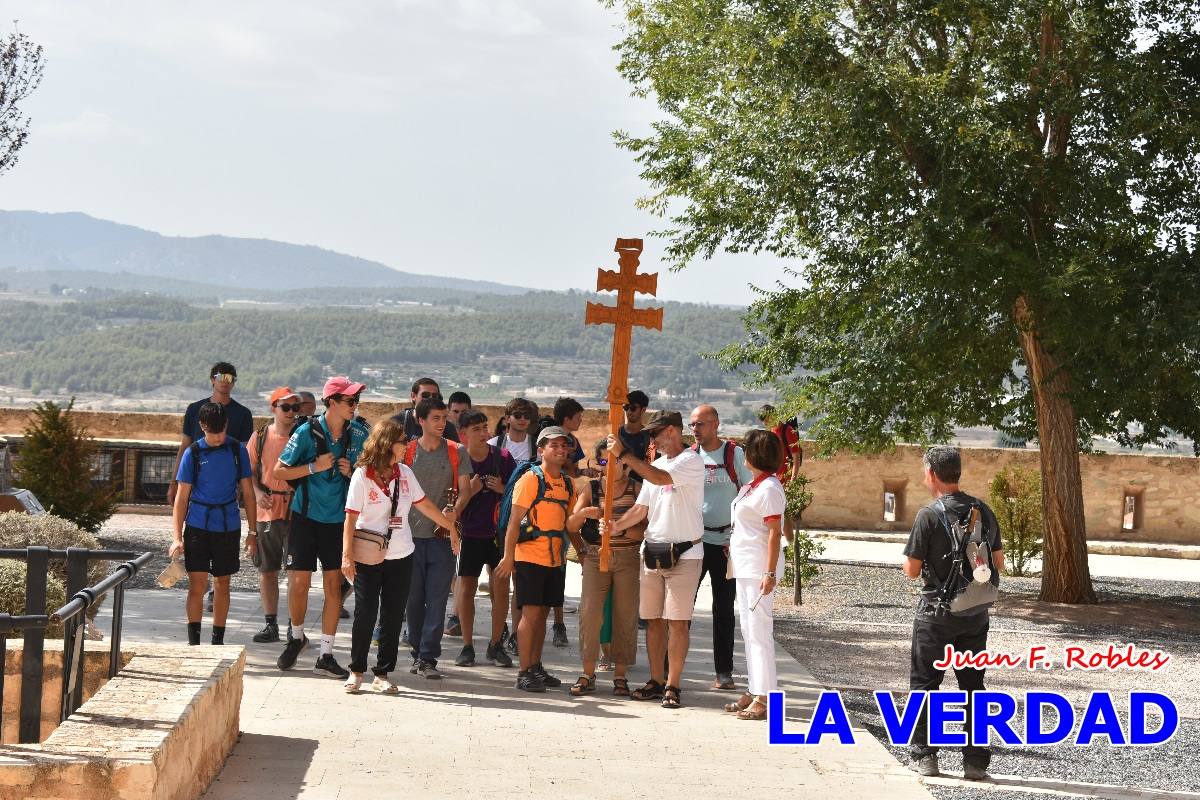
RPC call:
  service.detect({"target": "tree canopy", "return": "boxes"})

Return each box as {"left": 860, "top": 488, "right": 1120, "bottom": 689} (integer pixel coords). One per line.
{"left": 608, "top": 0, "right": 1200, "bottom": 602}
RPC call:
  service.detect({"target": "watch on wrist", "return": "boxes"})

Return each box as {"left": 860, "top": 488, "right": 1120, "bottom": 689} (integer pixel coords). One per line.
{"left": 763, "top": 571, "right": 776, "bottom": 578}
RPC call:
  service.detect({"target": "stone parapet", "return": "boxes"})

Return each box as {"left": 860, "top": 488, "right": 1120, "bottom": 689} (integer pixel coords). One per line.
{"left": 0, "top": 642, "right": 244, "bottom": 800}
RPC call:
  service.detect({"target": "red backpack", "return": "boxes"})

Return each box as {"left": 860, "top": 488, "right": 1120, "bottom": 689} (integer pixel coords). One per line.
{"left": 690, "top": 440, "right": 741, "bottom": 490}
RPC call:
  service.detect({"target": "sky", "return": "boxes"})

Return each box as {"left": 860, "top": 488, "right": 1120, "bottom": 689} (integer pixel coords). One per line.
{"left": 0, "top": 1, "right": 793, "bottom": 305}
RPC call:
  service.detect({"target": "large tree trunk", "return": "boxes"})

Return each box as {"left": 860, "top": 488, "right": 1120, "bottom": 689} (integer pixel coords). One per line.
{"left": 1014, "top": 295, "right": 1097, "bottom": 604}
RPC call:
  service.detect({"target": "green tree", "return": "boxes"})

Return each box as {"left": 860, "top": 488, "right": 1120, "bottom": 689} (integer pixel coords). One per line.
{"left": 0, "top": 29, "right": 44, "bottom": 176}
{"left": 14, "top": 399, "right": 118, "bottom": 532}
{"left": 607, "top": 0, "right": 1200, "bottom": 603}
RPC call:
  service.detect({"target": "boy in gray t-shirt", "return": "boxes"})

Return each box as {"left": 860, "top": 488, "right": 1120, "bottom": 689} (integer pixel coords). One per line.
{"left": 403, "top": 399, "right": 471, "bottom": 678}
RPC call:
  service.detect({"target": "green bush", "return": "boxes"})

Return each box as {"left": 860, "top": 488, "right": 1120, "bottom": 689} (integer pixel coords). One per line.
{"left": 988, "top": 465, "right": 1043, "bottom": 577}
{"left": 0, "top": 560, "right": 66, "bottom": 637}
{"left": 0, "top": 511, "right": 106, "bottom": 588}
{"left": 13, "top": 399, "right": 118, "bottom": 533}
{"left": 779, "top": 473, "right": 824, "bottom": 602}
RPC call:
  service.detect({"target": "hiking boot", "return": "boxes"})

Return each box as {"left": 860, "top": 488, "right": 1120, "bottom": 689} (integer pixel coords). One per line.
{"left": 446, "top": 615, "right": 462, "bottom": 637}
{"left": 314, "top": 653, "right": 350, "bottom": 679}
{"left": 455, "top": 644, "right": 476, "bottom": 667}
{"left": 909, "top": 754, "right": 939, "bottom": 777}
{"left": 417, "top": 660, "right": 443, "bottom": 680}
{"left": 516, "top": 670, "right": 546, "bottom": 693}
{"left": 531, "top": 662, "right": 561, "bottom": 688}
{"left": 276, "top": 634, "right": 308, "bottom": 670}
{"left": 252, "top": 622, "right": 280, "bottom": 643}
{"left": 486, "top": 640, "right": 513, "bottom": 668}
{"left": 963, "top": 763, "right": 988, "bottom": 781}
{"left": 551, "top": 623, "right": 568, "bottom": 648}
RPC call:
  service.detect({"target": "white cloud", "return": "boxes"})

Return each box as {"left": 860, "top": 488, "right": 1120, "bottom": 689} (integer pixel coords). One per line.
{"left": 39, "top": 110, "right": 146, "bottom": 143}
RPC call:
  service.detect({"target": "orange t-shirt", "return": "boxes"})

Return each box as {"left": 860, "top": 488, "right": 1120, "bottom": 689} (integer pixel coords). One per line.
{"left": 246, "top": 425, "right": 293, "bottom": 521}
{"left": 511, "top": 469, "right": 572, "bottom": 567}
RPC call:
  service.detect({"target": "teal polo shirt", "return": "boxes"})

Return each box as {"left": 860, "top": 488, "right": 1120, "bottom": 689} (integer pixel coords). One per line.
{"left": 698, "top": 442, "right": 753, "bottom": 545}
{"left": 279, "top": 415, "right": 370, "bottom": 524}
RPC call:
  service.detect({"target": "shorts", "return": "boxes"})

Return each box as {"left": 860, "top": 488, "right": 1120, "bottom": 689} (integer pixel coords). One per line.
{"left": 285, "top": 514, "right": 343, "bottom": 572}
{"left": 514, "top": 561, "right": 565, "bottom": 609}
{"left": 457, "top": 536, "right": 501, "bottom": 578}
{"left": 251, "top": 518, "right": 289, "bottom": 573}
{"left": 639, "top": 557, "right": 703, "bottom": 621}
{"left": 183, "top": 526, "right": 240, "bottom": 577}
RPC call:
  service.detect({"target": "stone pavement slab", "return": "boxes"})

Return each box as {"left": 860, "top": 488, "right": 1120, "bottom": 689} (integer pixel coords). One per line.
{"left": 104, "top": 568, "right": 934, "bottom": 800}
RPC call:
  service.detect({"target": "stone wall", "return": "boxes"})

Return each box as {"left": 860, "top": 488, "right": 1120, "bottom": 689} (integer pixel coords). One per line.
{"left": 0, "top": 642, "right": 243, "bottom": 800}
{"left": 1, "top": 404, "right": 1196, "bottom": 543}
{"left": 1, "top": 645, "right": 128, "bottom": 743}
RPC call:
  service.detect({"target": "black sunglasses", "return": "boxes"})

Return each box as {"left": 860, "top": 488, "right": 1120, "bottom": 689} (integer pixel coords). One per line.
{"left": 622, "top": 403, "right": 644, "bottom": 412}
{"left": 276, "top": 403, "right": 301, "bottom": 412}
{"left": 509, "top": 411, "right": 530, "bottom": 420}
{"left": 332, "top": 395, "right": 360, "bottom": 405}
{"left": 418, "top": 391, "right": 442, "bottom": 400}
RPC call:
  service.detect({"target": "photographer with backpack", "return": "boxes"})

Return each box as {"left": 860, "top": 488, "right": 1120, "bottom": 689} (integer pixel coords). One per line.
{"left": 273, "top": 377, "right": 371, "bottom": 678}
{"left": 902, "top": 446, "right": 1004, "bottom": 781}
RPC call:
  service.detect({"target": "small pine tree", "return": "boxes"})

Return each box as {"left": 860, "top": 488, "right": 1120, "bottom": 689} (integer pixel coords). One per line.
{"left": 988, "top": 465, "right": 1043, "bottom": 577}
{"left": 14, "top": 399, "right": 118, "bottom": 532}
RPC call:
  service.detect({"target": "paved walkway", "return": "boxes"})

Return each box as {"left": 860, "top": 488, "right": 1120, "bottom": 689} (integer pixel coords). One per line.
{"left": 112, "top": 566, "right": 936, "bottom": 800}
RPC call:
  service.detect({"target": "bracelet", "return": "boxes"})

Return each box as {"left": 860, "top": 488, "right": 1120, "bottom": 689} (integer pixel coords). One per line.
{"left": 307, "top": 462, "right": 315, "bottom": 475}
{"left": 763, "top": 571, "right": 776, "bottom": 578}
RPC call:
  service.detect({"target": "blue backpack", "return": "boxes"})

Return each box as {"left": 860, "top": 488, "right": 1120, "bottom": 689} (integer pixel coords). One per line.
{"left": 495, "top": 460, "right": 575, "bottom": 564}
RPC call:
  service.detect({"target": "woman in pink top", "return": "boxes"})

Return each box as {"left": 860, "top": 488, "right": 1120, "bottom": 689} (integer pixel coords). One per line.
{"left": 726, "top": 429, "right": 790, "bottom": 721}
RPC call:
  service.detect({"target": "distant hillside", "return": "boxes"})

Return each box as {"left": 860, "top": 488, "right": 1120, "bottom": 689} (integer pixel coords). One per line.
{"left": 0, "top": 210, "right": 528, "bottom": 294}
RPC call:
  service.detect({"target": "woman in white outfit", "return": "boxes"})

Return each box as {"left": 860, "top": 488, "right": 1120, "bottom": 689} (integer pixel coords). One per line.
{"left": 726, "top": 429, "right": 790, "bottom": 721}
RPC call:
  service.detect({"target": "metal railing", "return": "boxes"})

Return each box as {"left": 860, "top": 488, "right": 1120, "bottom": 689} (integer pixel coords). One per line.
{"left": 0, "top": 547, "right": 152, "bottom": 743}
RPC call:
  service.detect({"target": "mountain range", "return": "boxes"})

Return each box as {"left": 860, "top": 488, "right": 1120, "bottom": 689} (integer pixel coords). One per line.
{"left": 0, "top": 210, "right": 528, "bottom": 294}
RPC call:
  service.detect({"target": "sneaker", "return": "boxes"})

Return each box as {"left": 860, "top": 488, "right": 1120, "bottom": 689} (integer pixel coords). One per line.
{"left": 516, "top": 670, "right": 546, "bottom": 692}
{"left": 552, "top": 623, "right": 568, "bottom": 648}
{"left": 205, "top": 588, "right": 214, "bottom": 612}
{"left": 446, "top": 615, "right": 462, "bottom": 637}
{"left": 505, "top": 633, "right": 518, "bottom": 656}
{"left": 712, "top": 672, "right": 736, "bottom": 690}
{"left": 344, "top": 674, "right": 363, "bottom": 694}
{"left": 276, "top": 634, "right": 308, "bottom": 670}
{"left": 370, "top": 675, "right": 400, "bottom": 695}
{"left": 252, "top": 622, "right": 280, "bottom": 643}
{"left": 963, "top": 763, "right": 988, "bottom": 781}
{"left": 486, "top": 640, "right": 514, "bottom": 668}
{"left": 909, "top": 754, "right": 939, "bottom": 777}
{"left": 314, "top": 653, "right": 350, "bottom": 679}
{"left": 339, "top": 606, "right": 351, "bottom": 620}
{"left": 417, "top": 660, "right": 443, "bottom": 680}
{"left": 531, "top": 662, "right": 562, "bottom": 688}
{"left": 455, "top": 644, "right": 476, "bottom": 667}
{"left": 409, "top": 657, "right": 420, "bottom": 674}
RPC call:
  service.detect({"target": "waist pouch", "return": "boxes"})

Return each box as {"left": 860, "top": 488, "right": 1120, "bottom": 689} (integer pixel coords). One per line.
{"left": 352, "top": 526, "right": 391, "bottom": 566}
{"left": 643, "top": 539, "right": 700, "bottom": 570}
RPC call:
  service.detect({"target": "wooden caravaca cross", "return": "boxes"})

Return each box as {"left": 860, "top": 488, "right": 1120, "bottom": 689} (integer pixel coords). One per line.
{"left": 584, "top": 238, "right": 663, "bottom": 572}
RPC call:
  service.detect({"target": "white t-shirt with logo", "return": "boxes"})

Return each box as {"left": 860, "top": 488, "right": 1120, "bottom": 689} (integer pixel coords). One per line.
{"left": 729, "top": 475, "right": 787, "bottom": 579}
{"left": 345, "top": 464, "right": 426, "bottom": 560}
{"left": 489, "top": 434, "right": 531, "bottom": 463}
{"left": 636, "top": 448, "right": 705, "bottom": 560}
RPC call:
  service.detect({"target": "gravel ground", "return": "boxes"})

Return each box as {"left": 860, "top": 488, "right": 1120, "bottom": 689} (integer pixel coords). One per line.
{"left": 774, "top": 563, "right": 1200, "bottom": 798}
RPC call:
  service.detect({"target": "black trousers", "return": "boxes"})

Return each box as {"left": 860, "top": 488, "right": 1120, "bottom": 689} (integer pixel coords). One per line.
{"left": 909, "top": 612, "right": 991, "bottom": 768}
{"left": 350, "top": 556, "right": 413, "bottom": 676}
{"left": 697, "top": 541, "right": 736, "bottom": 675}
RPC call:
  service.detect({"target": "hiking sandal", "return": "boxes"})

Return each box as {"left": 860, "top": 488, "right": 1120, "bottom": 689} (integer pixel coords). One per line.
{"left": 661, "top": 685, "right": 682, "bottom": 710}
{"left": 570, "top": 674, "right": 597, "bottom": 696}
{"left": 737, "top": 698, "right": 768, "bottom": 721}
{"left": 724, "top": 693, "right": 753, "bottom": 713}
{"left": 613, "top": 677, "right": 630, "bottom": 697}
{"left": 630, "top": 679, "right": 665, "bottom": 701}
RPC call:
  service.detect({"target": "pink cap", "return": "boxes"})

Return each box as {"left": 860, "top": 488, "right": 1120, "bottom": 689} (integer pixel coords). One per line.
{"left": 321, "top": 376, "right": 367, "bottom": 400}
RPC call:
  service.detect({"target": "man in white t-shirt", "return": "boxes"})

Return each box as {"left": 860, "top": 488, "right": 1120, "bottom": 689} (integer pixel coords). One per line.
{"left": 489, "top": 397, "right": 537, "bottom": 464}
{"left": 606, "top": 410, "right": 704, "bottom": 710}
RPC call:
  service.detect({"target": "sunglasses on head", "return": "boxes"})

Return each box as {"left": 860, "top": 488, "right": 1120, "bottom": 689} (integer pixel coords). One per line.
{"left": 276, "top": 403, "right": 301, "bottom": 412}
{"left": 418, "top": 391, "right": 441, "bottom": 400}
{"left": 212, "top": 373, "right": 236, "bottom": 384}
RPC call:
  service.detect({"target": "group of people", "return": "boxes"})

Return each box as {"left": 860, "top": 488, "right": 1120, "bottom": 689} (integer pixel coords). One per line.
{"left": 166, "top": 362, "right": 803, "bottom": 714}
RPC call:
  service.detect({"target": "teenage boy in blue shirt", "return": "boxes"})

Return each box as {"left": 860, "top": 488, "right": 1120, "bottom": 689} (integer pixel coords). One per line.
{"left": 273, "top": 376, "right": 370, "bottom": 678}
{"left": 170, "top": 402, "right": 257, "bottom": 646}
